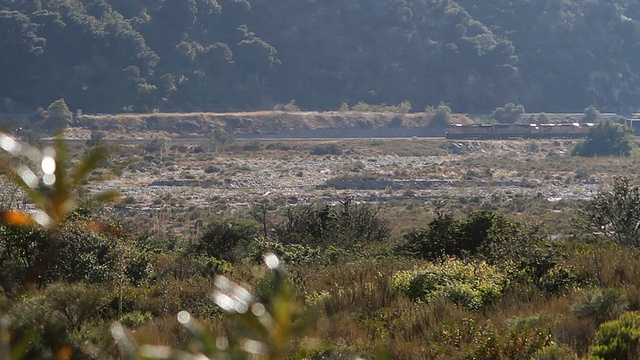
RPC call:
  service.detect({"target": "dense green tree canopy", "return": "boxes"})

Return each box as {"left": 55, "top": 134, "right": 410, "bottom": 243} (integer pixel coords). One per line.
{"left": 2, "top": 0, "right": 640, "bottom": 113}
{"left": 44, "top": 98, "right": 72, "bottom": 132}
{"left": 572, "top": 120, "right": 636, "bottom": 157}
{"left": 489, "top": 103, "right": 525, "bottom": 124}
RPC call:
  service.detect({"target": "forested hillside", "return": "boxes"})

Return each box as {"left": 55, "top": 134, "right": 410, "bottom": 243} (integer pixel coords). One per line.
{"left": 2, "top": 0, "right": 640, "bottom": 114}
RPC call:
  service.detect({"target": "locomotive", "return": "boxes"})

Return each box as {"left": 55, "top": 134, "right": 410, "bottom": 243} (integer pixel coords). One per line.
{"left": 445, "top": 123, "right": 595, "bottom": 140}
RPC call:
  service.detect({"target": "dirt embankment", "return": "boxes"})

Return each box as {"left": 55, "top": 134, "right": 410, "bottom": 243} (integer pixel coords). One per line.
{"left": 70, "top": 111, "right": 470, "bottom": 139}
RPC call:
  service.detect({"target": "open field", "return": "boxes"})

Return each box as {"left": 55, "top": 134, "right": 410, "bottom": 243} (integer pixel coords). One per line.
{"left": 77, "top": 137, "right": 638, "bottom": 238}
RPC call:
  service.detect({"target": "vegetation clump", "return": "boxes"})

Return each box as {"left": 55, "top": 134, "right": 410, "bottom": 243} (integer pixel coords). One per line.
{"left": 44, "top": 98, "right": 73, "bottom": 133}
{"left": 429, "top": 103, "right": 453, "bottom": 128}
{"left": 392, "top": 258, "right": 507, "bottom": 310}
{"left": 582, "top": 177, "right": 640, "bottom": 247}
{"left": 589, "top": 311, "right": 640, "bottom": 360}
{"left": 489, "top": 103, "right": 525, "bottom": 124}
{"left": 350, "top": 100, "right": 412, "bottom": 114}
{"left": 571, "top": 120, "right": 635, "bottom": 157}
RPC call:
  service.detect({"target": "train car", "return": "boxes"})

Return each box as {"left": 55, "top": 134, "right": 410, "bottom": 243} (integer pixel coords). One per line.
{"left": 498, "top": 124, "right": 536, "bottom": 138}
{"left": 548, "top": 123, "right": 592, "bottom": 138}
{"left": 446, "top": 124, "right": 495, "bottom": 139}
{"left": 445, "top": 123, "right": 594, "bottom": 139}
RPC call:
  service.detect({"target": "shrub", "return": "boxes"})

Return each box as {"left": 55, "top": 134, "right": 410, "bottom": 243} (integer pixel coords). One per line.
{"left": 284, "top": 99, "right": 301, "bottom": 112}
{"left": 144, "top": 135, "right": 169, "bottom": 153}
{"left": 208, "top": 127, "right": 235, "bottom": 147}
{"left": 121, "top": 310, "right": 153, "bottom": 328}
{"left": 85, "top": 131, "right": 106, "bottom": 147}
{"left": 249, "top": 237, "right": 341, "bottom": 266}
{"left": 429, "top": 103, "right": 452, "bottom": 128}
{"left": 9, "top": 282, "right": 110, "bottom": 356}
{"left": 532, "top": 343, "right": 579, "bottom": 360}
{"left": 191, "top": 219, "right": 258, "bottom": 262}
{"left": 583, "top": 177, "right": 640, "bottom": 247}
{"left": 389, "top": 115, "right": 404, "bottom": 127}
{"left": 537, "top": 265, "right": 588, "bottom": 294}
{"left": 392, "top": 258, "right": 508, "bottom": 310}
{"left": 571, "top": 120, "right": 635, "bottom": 157}
{"left": 583, "top": 105, "right": 601, "bottom": 123}
{"left": 589, "top": 311, "right": 640, "bottom": 360}
{"left": 351, "top": 100, "right": 412, "bottom": 113}
{"left": 489, "top": 103, "right": 525, "bottom": 124}
{"left": 44, "top": 98, "right": 73, "bottom": 133}
{"left": 0, "top": 225, "right": 48, "bottom": 291}
{"left": 310, "top": 144, "right": 342, "bottom": 155}
{"left": 204, "top": 165, "right": 221, "bottom": 173}
{"left": 490, "top": 314, "right": 554, "bottom": 359}
{"left": 273, "top": 199, "right": 390, "bottom": 248}
{"left": 526, "top": 140, "right": 542, "bottom": 153}
{"left": 398, "top": 209, "right": 537, "bottom": 263}
{"left": 572, "top": 288, "right": 629, "bottom": 326}
{"left": 431, "top": 314, "right": 554, "bottom": 358}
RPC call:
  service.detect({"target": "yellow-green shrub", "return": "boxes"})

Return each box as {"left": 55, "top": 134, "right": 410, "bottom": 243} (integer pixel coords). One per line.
{"left": 392, "top": 258, "right": 508, "bottom": 310}
{"left": 589, "top": 311, "right": 640, "bottom": 359}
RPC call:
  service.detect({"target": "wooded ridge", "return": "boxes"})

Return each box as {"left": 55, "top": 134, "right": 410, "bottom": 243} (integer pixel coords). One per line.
{"left": 2, "top": 0, "right": 640, "bottom": 114}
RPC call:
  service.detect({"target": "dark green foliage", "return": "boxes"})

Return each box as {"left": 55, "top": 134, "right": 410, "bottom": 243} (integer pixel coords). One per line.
{"left": 273, "top": 199, "right": 390, "bottom": 247}
{"left": 8, "top": 282, "right": 110, "bottom": 357}
{"left": 120, "top": 310, "right": 153, "bottom": 328}
{"left": 489, "top": 103, "right": 525, "bottom": 124}
{"left": 0, "top": 8, "right": 44, "bottom": 107}
{"left": 537, "top": 265, "right": 588, "bottom": 295}
{"left": 571, "top": 120, "right": 635, "bottom": 157}
{"left": 249, "top": 237, "right": 344, "bottom": 266}
{"left": 398, "top": 209, "right": 532, "bottom": 262}
{"left": 44, "top": 98, "right": 72, "bottom": 133}
{"left": 0, "top": 218, "right": 138, "bottom": 290}
{"left": 429, "top": 104, "right": 452, "bottom": 128}
{"left": 0, "top": 225, "right": 48, "bottom": 291}
{"left": 583, "top": 106, "right": 601, "bottom": 123}
{"left": 4, "top": 1, "right": 640, "bottom": 112}
{"left": 44, "top": 221, "right": 118, "bottom": 284}
{"left": 192, "top": 219, "right": 258, "bottom": 262}
{"left": 310, "top": 144, "right": 342, "bottom": 156}
{"left": 583, "top": 177, "right": 640, "bottom": 247}
{"left": 398, "top": 209, "right": 580, "bottom": 293}
{"left": 589, "top": 311, "right": 640, "bottom": 359}
{"left": 388, "top": 115, "right": 404, "bottom": 128}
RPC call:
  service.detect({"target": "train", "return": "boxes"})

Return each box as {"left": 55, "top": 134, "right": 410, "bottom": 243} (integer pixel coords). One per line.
{"left": 445, "top": 123, "right": 596, "bottom": 140}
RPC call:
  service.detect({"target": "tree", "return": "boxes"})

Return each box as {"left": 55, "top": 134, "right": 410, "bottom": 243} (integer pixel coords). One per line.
{"left": 583, "top": 105, "right": 601, "bottom": 123}
{"left": 571, "top": 120, "right": 635, "bottom": 157}
{"left": 398, "top": 209, "right": 533, "bottom": 262}
{"left": 583, "top": 177, "right": 640, "bottom": 247}
{"left": 489, "top": 103, "right": 525, "bottom": 124}
{"left": 44, "top": 98, "right": 73, "bottom": 133}
{"left": 192, "top": 220, "right": 258, "bottom": 262}
{"left": 0, "top": 133, "right": 119, "bottom": 286}
{"left": 429, "top": 103, "right": 452, "bottom": 127}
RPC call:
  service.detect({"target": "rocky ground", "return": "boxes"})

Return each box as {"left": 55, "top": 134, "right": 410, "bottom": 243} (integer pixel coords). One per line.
{"left": 85, "top": 138, "right": 607, "bottom": 214}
